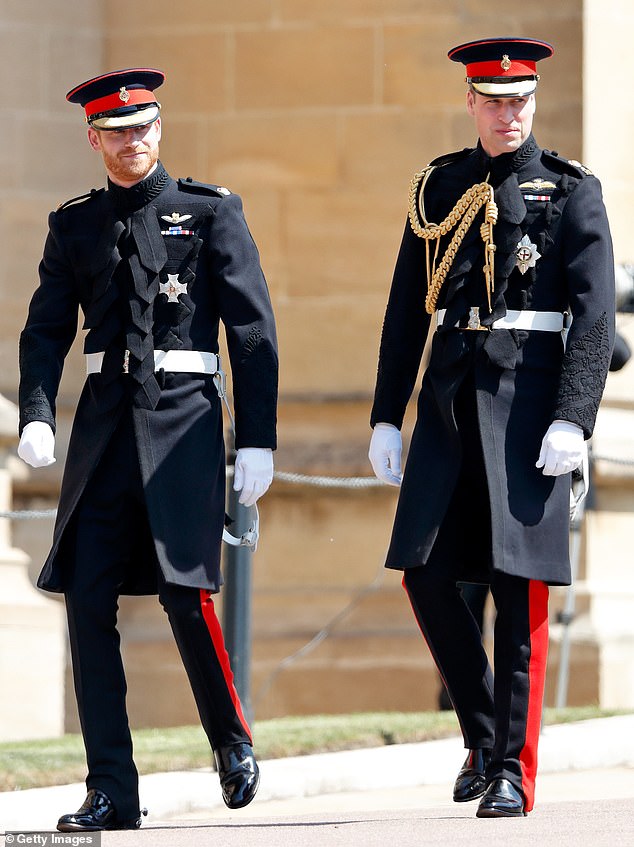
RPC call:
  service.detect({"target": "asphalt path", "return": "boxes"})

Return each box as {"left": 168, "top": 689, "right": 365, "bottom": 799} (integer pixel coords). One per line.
{"left": 155, "top": 767, "right": 634, "bottom": 847}
{"left": 3, "top": 768, "right": 631, "bottom": 847}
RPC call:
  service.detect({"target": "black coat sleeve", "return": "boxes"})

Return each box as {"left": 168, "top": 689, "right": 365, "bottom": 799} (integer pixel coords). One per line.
{"left": 18, "top": 211, "right": 80, "bottom": 435}
{"left": 208, "top": 193, "right": 278, "bottom": 450}
{"left": 370, "top": 219, "right": 432, "bottom": 429}
{"left": 553, "top": 175, "right": 615, "bottom": 438}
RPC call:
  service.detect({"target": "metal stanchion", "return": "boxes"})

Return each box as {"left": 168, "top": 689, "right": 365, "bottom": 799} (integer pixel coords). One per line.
{"left": 222, "top": 451, "right": 254, "bottom": 725}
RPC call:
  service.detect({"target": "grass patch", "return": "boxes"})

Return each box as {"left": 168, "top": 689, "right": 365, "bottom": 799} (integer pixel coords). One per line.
{"left": 0, "top": 706, "right": 628, "bottom": 792}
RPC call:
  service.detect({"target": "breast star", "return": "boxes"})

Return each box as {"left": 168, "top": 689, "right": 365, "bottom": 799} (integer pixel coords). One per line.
{"left": 159, "top": 273, "right": 188, "bottom": 303}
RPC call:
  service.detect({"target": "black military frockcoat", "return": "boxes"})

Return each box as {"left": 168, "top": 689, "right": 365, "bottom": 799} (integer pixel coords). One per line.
{"left": 19, "top": 163, "right": 278, "bottom": 595}
{"left": 371, "top": 135, "right": 614, "bottom": 586}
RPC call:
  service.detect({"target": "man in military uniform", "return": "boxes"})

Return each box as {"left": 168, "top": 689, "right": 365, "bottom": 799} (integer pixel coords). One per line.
{"left": 369, "top": 38, "right": 614, "bottom": 816}
{"left": 18, "top": 69, "right": 278, "bottom": 831}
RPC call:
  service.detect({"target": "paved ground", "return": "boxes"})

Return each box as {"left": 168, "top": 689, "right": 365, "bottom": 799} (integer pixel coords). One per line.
{"left": 4, "top": 770, "right": 631, "bottom": 847}
{"left": 2, "top": 715, "right": 634, "bottom": 846}
{"left": 154, "top": 767, "right": 634, "bottom": 847}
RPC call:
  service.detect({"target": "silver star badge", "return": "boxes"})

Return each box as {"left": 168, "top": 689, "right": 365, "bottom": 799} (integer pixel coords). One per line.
{"left": 159, "top": 273, "right": 188, "bottom": 303}
{"left": 515, "top": 234, "right": 541, "bottom": 275}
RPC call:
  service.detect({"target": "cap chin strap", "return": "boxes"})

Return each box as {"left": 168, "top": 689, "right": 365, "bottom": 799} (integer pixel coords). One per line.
{"left": 213, "top": 366, "right": 259, "bottom": 550}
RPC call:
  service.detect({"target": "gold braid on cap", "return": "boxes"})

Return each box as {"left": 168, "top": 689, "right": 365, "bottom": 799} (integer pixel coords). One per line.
{"left": 408, "top": 166, "right": 498, "bottom": 315}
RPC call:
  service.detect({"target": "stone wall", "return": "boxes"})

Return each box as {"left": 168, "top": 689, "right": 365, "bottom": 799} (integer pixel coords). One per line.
{"left": 101, "top": 0, "right": 587, "bottom": 398}
{"left": 0, "top": 1, "right": 104, "bottom": 400}
{"left": 583, "top": 0, "right": 634, "bottom": 262}
{"left": 2, "top": 1, "right": 634, "bottom": 731}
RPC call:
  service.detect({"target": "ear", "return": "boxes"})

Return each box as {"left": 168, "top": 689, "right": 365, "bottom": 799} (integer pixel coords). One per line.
{"left": 87, "top": 127, "right": 101, "bottom": 152}
{"left": 466, "top": 89, "right": 476, "bottom": 117}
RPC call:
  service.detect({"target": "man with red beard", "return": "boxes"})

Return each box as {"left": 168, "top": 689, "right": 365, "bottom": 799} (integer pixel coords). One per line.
{"left": 18, "top": 69, "right": 278, "bottom": 831}
{"left": 369, "top": 39, "right": 615, "bottom": 817}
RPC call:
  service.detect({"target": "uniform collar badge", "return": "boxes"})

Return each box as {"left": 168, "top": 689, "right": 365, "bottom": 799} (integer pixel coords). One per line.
{"left": 159, "top": 273, "right": 188, "bottom": 303}
{"left": 516, "top": 234, "right": 541, "bottom": 274}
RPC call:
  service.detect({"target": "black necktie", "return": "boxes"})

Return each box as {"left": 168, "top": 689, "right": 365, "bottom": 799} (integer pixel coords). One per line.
{"left": 123, "top": 207, "right": 167, "bottom": 409}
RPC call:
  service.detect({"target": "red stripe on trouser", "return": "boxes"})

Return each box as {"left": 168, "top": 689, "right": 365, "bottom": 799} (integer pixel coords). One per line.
{"left": 519, "top": 580, "right": 549, "bottom": 812}
{"left": 199, "top": 590, "right": 252, "bottom": 743}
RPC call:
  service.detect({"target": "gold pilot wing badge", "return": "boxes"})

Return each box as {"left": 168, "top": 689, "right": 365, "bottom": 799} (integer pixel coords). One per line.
{"left": 515, "top": 235, "right": 541, "bottom": 275}
{"left": 519, "top": 179, "right": 557, "bottom": 193}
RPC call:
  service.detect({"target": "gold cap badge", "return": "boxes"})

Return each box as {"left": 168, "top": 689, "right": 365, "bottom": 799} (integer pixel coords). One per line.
{"left": 119, "top": 86, "right": 130, "bottom": 103}
{"left": 501, "top": 54, "right": 511, "bottom": 71}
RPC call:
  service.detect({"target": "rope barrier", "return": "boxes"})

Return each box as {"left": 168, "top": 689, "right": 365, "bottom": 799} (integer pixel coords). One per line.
{"left": 591, "top": 454, "right": 634, "bottom": 467}
{"left": 1, "top": 452, "right": 633, "bottom": 520}
{"left": 273, "top": 470, "right": 384, "bottom": 488}
{"left": 0, "top": 509, "right": 57, "bottom": 519}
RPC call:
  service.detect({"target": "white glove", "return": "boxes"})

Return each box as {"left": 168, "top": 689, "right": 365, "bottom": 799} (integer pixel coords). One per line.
{"left": 18, "top": 421, "right": 56, "bottom": 468}
{"left": 233, "top": 447, "right": 274, "bottom": 507}
{"left": 536, "top": 420, "right": 585, "bottom": 477}
{"left": 369, "top": 422, "right": 403, "bottom": 486}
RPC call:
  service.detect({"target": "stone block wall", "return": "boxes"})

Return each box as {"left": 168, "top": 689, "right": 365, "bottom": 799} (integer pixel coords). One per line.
{"left": 3, "top": 1, "right": 634, "bottom": 730}
{"left": 100, "top": 1, "right": 587, "bottom": 399}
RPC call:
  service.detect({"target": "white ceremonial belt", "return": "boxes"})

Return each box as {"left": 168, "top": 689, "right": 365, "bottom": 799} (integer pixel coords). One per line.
{"left": 436, "top": 308, "right": 569, "bottom": 332}
{"left": 86, "top": 350, "right": 220, "bottom": 376}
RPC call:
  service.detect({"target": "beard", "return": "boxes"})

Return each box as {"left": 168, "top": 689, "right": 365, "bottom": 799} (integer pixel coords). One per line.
{"left": 101, "top": 144, "right": 159, "bottom": 185}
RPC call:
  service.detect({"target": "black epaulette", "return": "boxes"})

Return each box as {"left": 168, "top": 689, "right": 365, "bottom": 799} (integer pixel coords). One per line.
{"left": 542, "top": 149, "right": 593, "bottom": 178}
{"left": 428, "top": 147, "right": 475, "bottom": 168}
{"left": 56, "top": 187, "right": 105, "bottom": 213}
{"left": 177, "top": 177, "right": 232, "bottom": 197}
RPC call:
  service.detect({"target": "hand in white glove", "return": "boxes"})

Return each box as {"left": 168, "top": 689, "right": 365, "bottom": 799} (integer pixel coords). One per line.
{"left": 233, "top": 447, "right": 274, "bottom": 507}
{"left": 369, "top": 422, "right": 403, "bottom": 486}
{"left": 536, "top": 420, "right": 585, "bottom": 477}
{"left": 17, "top": 421, "right": 56, "bottom": 468}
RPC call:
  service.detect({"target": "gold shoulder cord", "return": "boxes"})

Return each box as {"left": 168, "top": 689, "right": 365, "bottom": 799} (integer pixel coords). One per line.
{"left": 408, "top": 167, "right": 498, "bottom": 315}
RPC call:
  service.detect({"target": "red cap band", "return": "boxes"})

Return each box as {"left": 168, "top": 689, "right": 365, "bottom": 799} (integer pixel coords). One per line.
{"left": 466, "top": 59, "right": 537, "bottom": 78}
{"left": 84, "top": 87, "right": 155, "bottom": 120}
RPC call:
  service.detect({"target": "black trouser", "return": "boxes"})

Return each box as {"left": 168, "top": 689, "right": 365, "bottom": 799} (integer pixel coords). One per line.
{"left": 64, "top": 410, "right": 251, "bottom": 821}
{"left": 403, "top": 565, "right": 548, "bottom": 811}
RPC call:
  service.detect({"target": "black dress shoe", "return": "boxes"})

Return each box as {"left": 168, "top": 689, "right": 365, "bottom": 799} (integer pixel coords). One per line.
{"left": 214, "top": 742, "right": 260, "bottom": 809}
{"left": 57, "top": 789, "right": 144, "bottom": 831}
{"left": 476, "top": 778, "right": 526, "bottom": 818}
{"left": 453, "top": 748, "right": 491, "bottom": 802}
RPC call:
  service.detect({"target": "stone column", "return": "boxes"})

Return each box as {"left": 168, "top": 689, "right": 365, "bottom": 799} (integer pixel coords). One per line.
{"left": 0, "top": 394, "right": 65, "bottom": 740}
{"left": 584, "top": 331, "right": 634, "bottom": 709}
